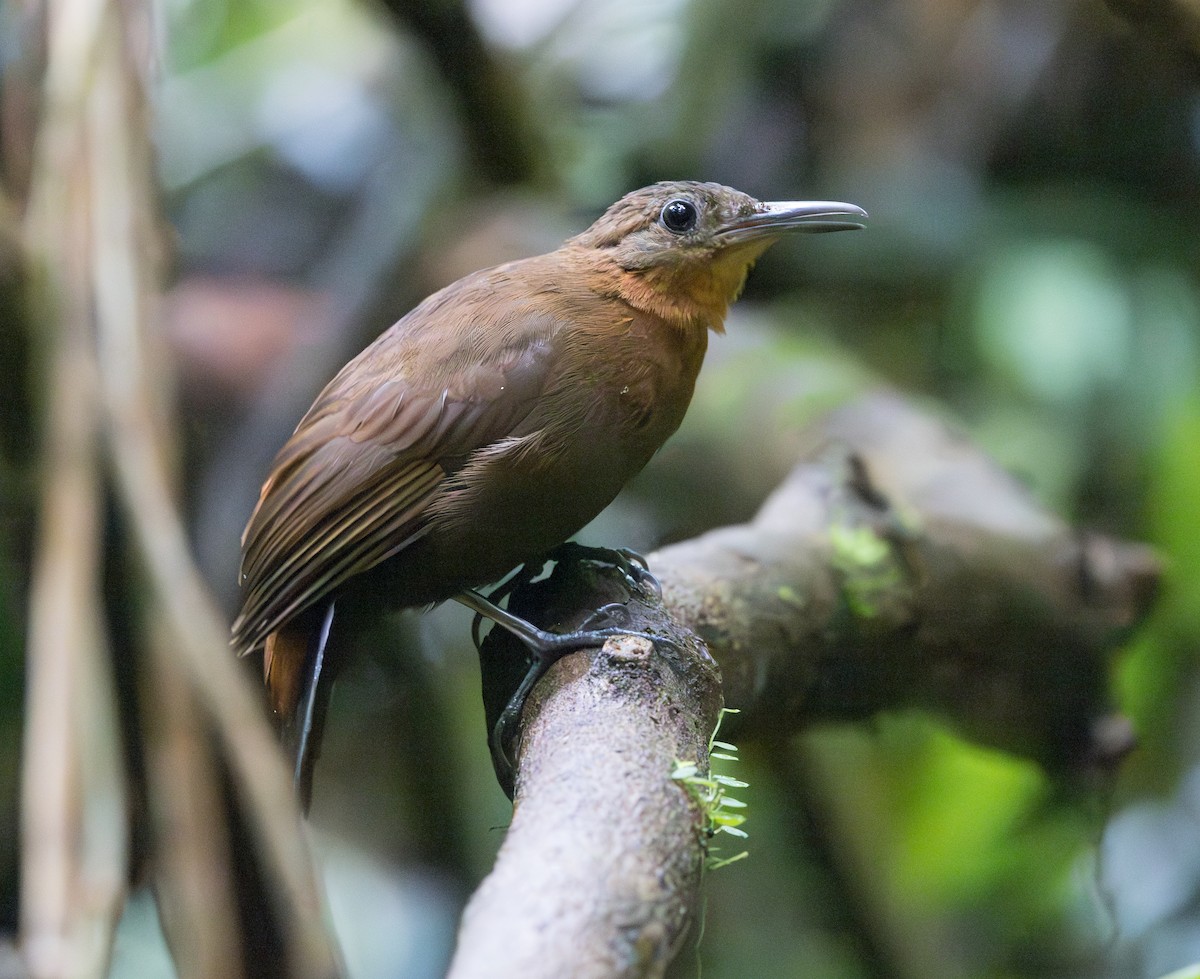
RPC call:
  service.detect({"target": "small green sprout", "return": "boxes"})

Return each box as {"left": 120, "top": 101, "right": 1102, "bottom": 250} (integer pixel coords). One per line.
{"left": 672, "top": 707, "right": 749, "bottom": 870}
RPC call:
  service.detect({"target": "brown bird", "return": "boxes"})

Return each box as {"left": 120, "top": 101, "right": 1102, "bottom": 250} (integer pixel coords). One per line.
{"left": 232, "top": 181, "right": 866, "bottom": 805}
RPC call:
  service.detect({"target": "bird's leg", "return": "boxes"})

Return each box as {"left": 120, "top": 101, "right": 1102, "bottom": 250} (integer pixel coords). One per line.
{"left": 469, "top": 558, "right": 549, "bottom": 652}
{"left": 547, "top": 541, "right": 663, "bottom": 600}
{"left": 455, "top": 586, "right": 669, "bottom": 790}
{"left": 469, "top": 544, "right": 656, "bottom": 652}
{"left": 287, "top": 599, "right": 337, "bottom": 814}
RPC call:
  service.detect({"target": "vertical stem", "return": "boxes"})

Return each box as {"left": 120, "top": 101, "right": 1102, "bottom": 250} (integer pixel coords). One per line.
{"left": 20, "top": 32, "right": 127, "bottom": 974}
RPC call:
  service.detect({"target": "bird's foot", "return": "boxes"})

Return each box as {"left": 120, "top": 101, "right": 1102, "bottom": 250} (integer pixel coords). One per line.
{"left": 489, "top": 622, "right": 671, "bottom": 793}
{"left": 455, "top": 587, "right": 668, "bottom": 794}
{"left": 547, "top": 541, "right": 662, "bottom": 600}
{"left": 470, "top": 545, "right": 659, "bottom": 651}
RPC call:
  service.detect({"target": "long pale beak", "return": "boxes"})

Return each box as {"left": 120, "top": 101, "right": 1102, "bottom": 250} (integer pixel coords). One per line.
{"left": 717, "top": 200, "right": 868, "bottom": 243}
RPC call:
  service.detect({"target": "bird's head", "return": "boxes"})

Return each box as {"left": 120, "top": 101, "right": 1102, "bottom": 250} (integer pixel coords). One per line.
{"left": 569, "top": 180, "right": 867, "bottom": 329}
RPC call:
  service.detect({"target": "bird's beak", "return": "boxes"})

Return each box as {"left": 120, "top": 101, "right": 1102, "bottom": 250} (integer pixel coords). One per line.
{"left": 716, "top": 201, "right": 868, "bottom": 244}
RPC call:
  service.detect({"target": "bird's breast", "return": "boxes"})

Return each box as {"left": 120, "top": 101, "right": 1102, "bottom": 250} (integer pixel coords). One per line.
{"left": 558, "top": 311, "right": 707, "bottom": 447}
{"left": 395, "top": 312, "right": 707, "bottom": 597}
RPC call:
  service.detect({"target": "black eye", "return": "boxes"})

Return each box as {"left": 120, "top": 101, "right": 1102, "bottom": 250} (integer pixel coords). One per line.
{"left": 660, "top": 199, "right": 698, "bottom": 234}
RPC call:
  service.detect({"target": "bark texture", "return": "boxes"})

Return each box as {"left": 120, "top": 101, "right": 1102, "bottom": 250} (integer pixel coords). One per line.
{"left": 451, "top": 566, "right": 722, "bottom": 978}
{"left": 655, "top": 392, "right": 1154, "bottom": 771}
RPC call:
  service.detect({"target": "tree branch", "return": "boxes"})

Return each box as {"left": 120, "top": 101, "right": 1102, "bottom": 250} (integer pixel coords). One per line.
{"left": 655, "top": 392, "right": 1155, "bottom": 771}
{"left": 452, "top": 568, "right": 722, "bottom": 978}
{"left": 448, "top": 391, "right": 1158, "bottom": 977}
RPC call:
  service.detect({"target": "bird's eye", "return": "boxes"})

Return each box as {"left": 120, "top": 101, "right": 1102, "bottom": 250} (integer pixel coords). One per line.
{"left": 660, "top": 199, "right": 698, "bottom": 234}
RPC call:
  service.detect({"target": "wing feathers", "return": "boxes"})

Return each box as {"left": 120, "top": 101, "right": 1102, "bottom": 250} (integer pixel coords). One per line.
{"left": 233, "top": 457, "right": 442, "bottom": 653}
{"left": 233, "top": 309, "right": 561, "bottom": 658}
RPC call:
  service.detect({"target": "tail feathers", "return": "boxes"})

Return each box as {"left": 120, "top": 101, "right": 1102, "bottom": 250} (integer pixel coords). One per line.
{"left": 265, "top": 601, "right": 338, "bottom": 814}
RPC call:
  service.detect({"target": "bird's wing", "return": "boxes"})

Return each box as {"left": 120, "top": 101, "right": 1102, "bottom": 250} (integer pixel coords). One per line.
{"left": 231, "top": 320, "right": 557, "bottom": 657}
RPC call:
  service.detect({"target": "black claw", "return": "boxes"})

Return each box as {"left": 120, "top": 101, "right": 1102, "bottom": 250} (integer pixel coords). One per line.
{"left": 625, "top": 561, "right": 663, "bottom": 601}
{"left": 614, "top": 546, "right": 650, "bottom": 572}
{"left": 548, "top": 541, "right": 663, "bottom": 600}
{"left": 580, "top": 602, "right": 633, "bottom": 630}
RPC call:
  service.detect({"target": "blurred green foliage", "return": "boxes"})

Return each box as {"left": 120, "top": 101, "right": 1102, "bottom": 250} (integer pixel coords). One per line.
{"left": 133, "top": 0, "right": 1200, "bottom": 973}
{"left": 5, "top": 0, "right": 1200, "bottom": 975}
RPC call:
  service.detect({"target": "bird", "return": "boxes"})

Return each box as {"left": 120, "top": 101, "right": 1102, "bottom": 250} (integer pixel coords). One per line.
{"left": 231, "top": 180, "right": 866, "bottom": 807}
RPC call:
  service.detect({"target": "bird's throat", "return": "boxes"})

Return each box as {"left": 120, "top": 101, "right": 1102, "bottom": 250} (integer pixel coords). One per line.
{"left": 610, "top": 257, "right": 760, "bottom": 334}
{"left": 615, "top": 237, "right": 778, "bottom": 334}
